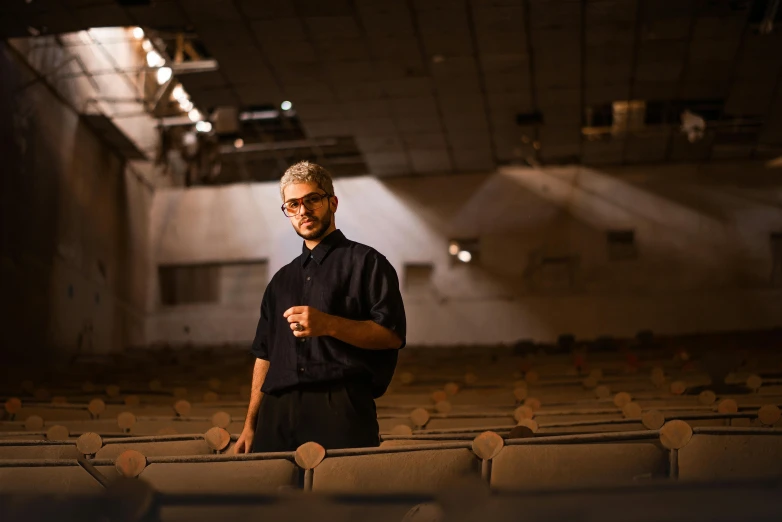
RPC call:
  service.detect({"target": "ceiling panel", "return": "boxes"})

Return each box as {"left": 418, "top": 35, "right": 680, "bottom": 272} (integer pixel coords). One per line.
{"left": 355, "top": 135, "right": 405, "bottom": 153}
{"left": 452, "top": 147, "right": 494, "bottom": 170}
{"left": 410, "top": 149, "right": 452, "bottom": 173}
{"left": 403, "top": 132, "right": 448, "bottom": 150}
{"left": 178, "top": 0, "right": 241, "bottom": 23}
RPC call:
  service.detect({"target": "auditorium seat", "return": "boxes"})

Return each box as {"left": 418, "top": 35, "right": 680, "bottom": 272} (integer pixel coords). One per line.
{"left": 138, "top": 458, "right": 299, "bottom": 494}
{"left": 312, "top": 448, "right": 481, "bottom": 493}
{"left": 677, "top": 431, "right": 782, "bottom": 480}
{"left": 0, "top": 463, "right": 104, "bottom": 493}
{"left": 491, "top": 441, "right": 669, "bottom": 489}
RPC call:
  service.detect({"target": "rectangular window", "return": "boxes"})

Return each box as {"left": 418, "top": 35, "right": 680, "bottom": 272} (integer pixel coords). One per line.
{"left": 448, "top": 238, "right": 480, "bottom": 265}
{"left": 607, "top": 230, "right": 637, "bottom": 260}
{"left": 159, "top": 264, "right": 220, "bottom": 306}
{"left": 404, "top": 263, "right": 434, "bottom": 296}
{"left": 539, "top": 255, "right": 577, "bottom": 290}
{"left": 220, "top": 261, "right": 268, "bottom": 306}
{"left": 158, "top": 260, "right": 268, "bottom": 306}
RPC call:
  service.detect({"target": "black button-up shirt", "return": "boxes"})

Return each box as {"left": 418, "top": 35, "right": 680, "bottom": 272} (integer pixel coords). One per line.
{"left": 250, "top": 229, "right": 406, "bottom": 398}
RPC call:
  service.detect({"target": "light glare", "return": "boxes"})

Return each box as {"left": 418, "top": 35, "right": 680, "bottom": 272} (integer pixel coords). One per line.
{"left": 146, "top": 50, "right": 164, "bottom": 67}
{"left": 281, "top": 100, "right": 292, "bottom": 111}
{"left": 448, "top": 242, "right": 460, "bottom": 256}
{"left": 156, "top": 66, "right": 172, "bottom": 84}
{"left": 457, "top": 250, "right": 472, "bottom": 263}
{"left": 188, "top": 109, "right": 202, "bottom": 122}
{"left": 234, "top": 138, "right": 244, "bottom": 148}
{"left": 132, "top": 27, "right": 144, "bottom": 40}
{"left": 195, "top": 121, "right": 212, "bottom": 133}
{"left": 171, "top": 84, "right": 187, "bottom": 101}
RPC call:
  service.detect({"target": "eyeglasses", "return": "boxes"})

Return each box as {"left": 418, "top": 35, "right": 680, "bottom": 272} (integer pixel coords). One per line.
{"left": 281, "top": 192, "right": 332, "bottom": 217}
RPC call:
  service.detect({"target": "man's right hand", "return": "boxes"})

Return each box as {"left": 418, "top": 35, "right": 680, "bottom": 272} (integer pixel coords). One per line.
{"left": 234, "top": 427, "right": 255, "bottom": 454}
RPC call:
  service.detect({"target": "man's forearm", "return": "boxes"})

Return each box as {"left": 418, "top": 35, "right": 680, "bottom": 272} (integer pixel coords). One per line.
{"left": 244, "top": 358, "right": 270, "bottom": 430}
{"left": 325, "top": 315, "right": 402, "bottom": 350}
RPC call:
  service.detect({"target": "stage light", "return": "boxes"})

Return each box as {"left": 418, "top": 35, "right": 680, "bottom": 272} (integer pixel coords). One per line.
{"left": 142, "top": 39, "right": 153, "bottom": 52}
{"left": 195, "top": 121, "right": 212, "bottom": 133}
{"left": 188, "top": 109, "right": 202, "bottom": 122}
{"left": 457, "top": 250, "right": 472, "bottom": 263}
{"left": 132, "top": 27, "right": 144, "bottom": 40}
{"left": 171, "top": 84, "right": 187, "bottom": 101}
{"left": 179, "top": 99, "right": 194, "bottom": 112}
{"left": 281, "top": 100, "right": 292, "bottom": 111}
{"left": 156, "top": 66, "right": 172, "bottom": 84}
{"left": 146, "top": 50, "right": 164, "bottom": 67}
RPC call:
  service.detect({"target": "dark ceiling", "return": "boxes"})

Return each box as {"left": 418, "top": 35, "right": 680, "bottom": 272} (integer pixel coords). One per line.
{"left": 3, "top": 0, "right": 782, "bottom": 181}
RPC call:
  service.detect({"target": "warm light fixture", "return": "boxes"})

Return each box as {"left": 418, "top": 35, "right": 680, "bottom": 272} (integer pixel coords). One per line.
{"left": 281, "top": 100, "right": 292, "bottom": 111}
{"left": 448, "top": 242, "right": 460, "bottom": 256}
{"left": 156, "top": 66, "right": 172, "bottom": 84}
{"left": 457, "top": 250, "right": 472, "bottom": 263}
{"left": 142, "top": 39, "right": 153, "bottom": 52}
{"left": 179, "top": 99, "right": 194, "bottom": 112}
{"left": 132, "top": 27, "right": 144, "bottom": 40}
{"left": 234, "top": 138, "right": 245, "bottom": 148}
{"left": 171, "top": 84, "right": 187, "bottom": 101}
{"left": 187, "top": 109, "right": 202, "bottom": 122}
{"left": 146, "top": 50, "right": 164, "bottom": 68}
{"left": 195, "top": 121, "right": 212, "bottom": 133}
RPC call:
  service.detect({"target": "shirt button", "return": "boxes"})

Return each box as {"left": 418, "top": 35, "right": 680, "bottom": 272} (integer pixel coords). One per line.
{"left": 299, "top": 367, "right": 305, "bottom": 372}
{"left": 306, "top": 276, "right": 311, "bottom": 281}
{"left": 300, "top": 338, "right": 306, "bottom": 343}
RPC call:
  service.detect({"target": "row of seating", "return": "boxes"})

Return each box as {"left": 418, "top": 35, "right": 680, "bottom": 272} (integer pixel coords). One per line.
{"left": 2, "top": 427, "right": 781, "bottom": 496}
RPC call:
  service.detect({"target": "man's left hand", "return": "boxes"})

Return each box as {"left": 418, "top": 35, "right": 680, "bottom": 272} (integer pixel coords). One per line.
{"left": 283, "top": 306, "right": 333, "bottom": 337}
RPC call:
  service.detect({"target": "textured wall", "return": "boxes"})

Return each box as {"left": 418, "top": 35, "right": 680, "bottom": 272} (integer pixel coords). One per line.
{"left": 146, "top": 163, "right": 782, "bottom": 346}
{"left": 0, "top": 43, "right": 152, "bottom": 362}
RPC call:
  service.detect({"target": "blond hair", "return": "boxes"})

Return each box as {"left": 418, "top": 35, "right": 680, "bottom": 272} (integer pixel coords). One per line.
{"left": 279, "top": 161, "right": 335, "bottom": 201}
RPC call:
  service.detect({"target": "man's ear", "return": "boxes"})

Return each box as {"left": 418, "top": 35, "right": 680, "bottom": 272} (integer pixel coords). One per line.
{"left": 330, "top": 195, "right": 338, "bottom": 212}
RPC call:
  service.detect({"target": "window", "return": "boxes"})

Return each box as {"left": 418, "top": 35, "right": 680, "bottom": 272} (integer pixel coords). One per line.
{"left": 448, "top": 238, "right": 480, "bottom": 265}
{"left": 159, "top": 264, "right": 220, "bottom": 306}
{"left": 607, "top": 230, "right": 637, "bottom": 260}
{"left": 404, "top": 263, "right": 434, "bottom": 296}
{"left": 525, "top": 252, "right": 579, "bottom": 292}
{"left": 220, "top": 261, "right": 268, "bottom": 306}
{"left": 158, "top": 260, "right": 268, "bottom": 306}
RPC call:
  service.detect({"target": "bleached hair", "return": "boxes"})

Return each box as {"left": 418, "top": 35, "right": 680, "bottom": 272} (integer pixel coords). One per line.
{"left": 279, "top": 161, "right": 335, "bottom": 201}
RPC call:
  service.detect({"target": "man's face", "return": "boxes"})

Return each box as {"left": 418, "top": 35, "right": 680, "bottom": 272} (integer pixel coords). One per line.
{"left": 283, "top": 181, "right": 336, "bottom": 241}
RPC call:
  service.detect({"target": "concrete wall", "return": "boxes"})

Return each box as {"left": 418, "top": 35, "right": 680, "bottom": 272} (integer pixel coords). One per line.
{"left": 146, "top": 162, "right": 782, "bottom": 346}
{"left": 0, "top": 43, "right": 152, "bottom": 362}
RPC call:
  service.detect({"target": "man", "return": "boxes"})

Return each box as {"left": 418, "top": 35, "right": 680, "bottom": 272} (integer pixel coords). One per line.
{"left": 234, "top": 161, "right": 406, "bottom": 453}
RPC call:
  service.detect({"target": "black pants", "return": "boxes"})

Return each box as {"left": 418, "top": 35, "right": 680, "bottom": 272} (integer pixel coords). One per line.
{"left": 251, "top": 378, "right": 380, "bottom": 453}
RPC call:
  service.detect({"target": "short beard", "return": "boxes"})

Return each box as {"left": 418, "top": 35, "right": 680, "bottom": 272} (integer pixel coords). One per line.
{"left": 295, "top": 207, "right": 333, "bottom": 241}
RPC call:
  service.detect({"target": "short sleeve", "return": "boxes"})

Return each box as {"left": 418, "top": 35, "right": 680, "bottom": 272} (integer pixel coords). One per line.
{"left": 365, "top": 253, "right": 407, "bottom": 349}
{"left": 250, "top": 284, "right": 273, "bottom": 360}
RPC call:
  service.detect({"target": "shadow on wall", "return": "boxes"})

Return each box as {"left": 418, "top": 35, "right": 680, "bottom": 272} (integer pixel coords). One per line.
{"left": 0, "top": 43, "right": 151, "bottom": 367}
{"left": 377, "top": 165, "right": 782, "bottom": 342}
{"left": 0, "top": 44, "right": 60, "bottom": 363}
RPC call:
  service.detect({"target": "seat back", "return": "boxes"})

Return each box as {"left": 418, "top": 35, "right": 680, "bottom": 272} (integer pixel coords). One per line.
{"left": 492, "top": 442, "right": 669, "bottom": 489}
{"left": 312, "top": 448, "right": 480, "bottom": 493}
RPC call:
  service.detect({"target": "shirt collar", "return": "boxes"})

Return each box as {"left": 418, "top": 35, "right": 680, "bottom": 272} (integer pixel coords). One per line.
{"left": 300, "top": 229, "right": 346, "bottom": 266}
